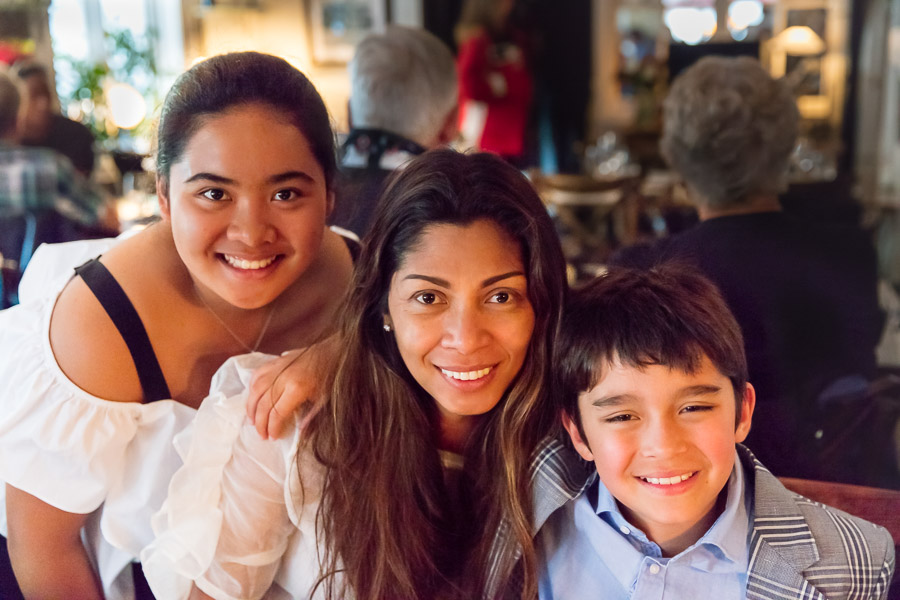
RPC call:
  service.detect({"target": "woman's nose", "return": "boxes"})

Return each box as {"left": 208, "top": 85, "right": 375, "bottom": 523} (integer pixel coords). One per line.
{"left": 441, "top": 304, "right": 490, "bottom": 355}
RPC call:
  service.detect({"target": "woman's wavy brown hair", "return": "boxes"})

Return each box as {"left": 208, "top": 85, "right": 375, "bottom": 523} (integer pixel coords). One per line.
{"left": 299, "top": 149, "right": 567, "bottom": 599}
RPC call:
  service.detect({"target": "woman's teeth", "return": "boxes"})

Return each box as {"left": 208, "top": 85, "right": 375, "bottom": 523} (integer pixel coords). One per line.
{"left": 441, "top": 367, "right": 492, "bottom": 381}
{"left": 224, "top": 255, "right": 276, "bottom": 270}
{"left": 641, "top": 472, "right": 694, "bottom": 485}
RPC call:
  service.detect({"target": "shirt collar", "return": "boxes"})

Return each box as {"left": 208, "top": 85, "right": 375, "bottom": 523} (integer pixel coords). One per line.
{"left": 590, "top": 448, "right": 750, "bottom": 573}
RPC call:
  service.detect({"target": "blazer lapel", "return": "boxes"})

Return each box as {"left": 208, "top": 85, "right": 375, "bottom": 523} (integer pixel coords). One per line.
{"left": 741, "top": 446, "right": 825, "bottom": 600}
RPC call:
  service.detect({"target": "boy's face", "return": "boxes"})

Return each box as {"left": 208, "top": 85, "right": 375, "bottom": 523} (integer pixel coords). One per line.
{"left": 563, "top": 354, "right": 754, "bottom": 550}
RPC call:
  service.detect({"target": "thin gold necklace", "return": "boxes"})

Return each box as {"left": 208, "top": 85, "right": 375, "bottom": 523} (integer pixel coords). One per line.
{"left": 195, "top": 289, "right": 276, "bottom": 353}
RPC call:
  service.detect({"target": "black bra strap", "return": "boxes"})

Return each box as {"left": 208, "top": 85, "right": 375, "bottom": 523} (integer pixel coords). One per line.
{"left": 74, "top": 258, "right": 172, "bottom": 403}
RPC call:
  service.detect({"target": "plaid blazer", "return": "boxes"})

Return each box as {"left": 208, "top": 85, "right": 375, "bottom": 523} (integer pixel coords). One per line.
{"left": 490, "top": 440, "right": 896, "bottom": 600}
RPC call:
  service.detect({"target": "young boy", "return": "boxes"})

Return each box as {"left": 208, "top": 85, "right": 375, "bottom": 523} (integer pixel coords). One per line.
{"left": 535, "top": 266, "right": 895, "bottom": 599}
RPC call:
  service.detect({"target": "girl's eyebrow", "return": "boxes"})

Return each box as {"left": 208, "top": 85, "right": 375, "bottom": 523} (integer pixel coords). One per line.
{"left": 268, "top": 170, "right": 315, "bottom": 184}
{"left": 184, "top": 172, "right": 233, "bottom": 184}
{"left": 402, "top": 271, "right": 525, "bottom": 288}
{"left": 184, "top": 170, "right": 315, "bottom": 185}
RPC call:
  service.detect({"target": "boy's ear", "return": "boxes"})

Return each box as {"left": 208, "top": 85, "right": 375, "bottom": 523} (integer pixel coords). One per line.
{"left": 734, "top": 382, "right": 756, "bottom": 443}
{"left": 157, "top": 178, "right": 171, "bottom": 221}
{"left": 562, "top": 412, "right": 595, "bottom": 462}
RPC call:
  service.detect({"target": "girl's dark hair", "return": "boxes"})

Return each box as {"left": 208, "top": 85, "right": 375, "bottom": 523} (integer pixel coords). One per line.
{"left": 155, "top": 51, "right": 336, "bottom": 191}
{"left": 558, "top": 264, "right": 748, "bottom": 434}
{"left": 302, "top": 148, "right": 567, "bottom": 600}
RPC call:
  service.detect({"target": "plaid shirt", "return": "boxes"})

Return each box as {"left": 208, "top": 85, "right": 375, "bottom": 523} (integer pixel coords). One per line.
{"left": 0, "top": 143, "right": 103, "bottom": 226}
{"left": 489, "top": 440, "right": 895, "bottom": 600}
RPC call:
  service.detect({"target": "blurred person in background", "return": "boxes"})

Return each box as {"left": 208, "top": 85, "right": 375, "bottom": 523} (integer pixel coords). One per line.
{"left": 611, "top": 56, "right": 888, "bottom": 486}
{"left": 455, "top": 0, "right": 533, "bottom": 168}
{"left": 13, "top": 62, "right": 96, "bottom": 178}
{"left": 0, "top": 71, "right": 115, "bottom": 307}
{"left": 329, "top": 26, "right": 459, "bottom": 241}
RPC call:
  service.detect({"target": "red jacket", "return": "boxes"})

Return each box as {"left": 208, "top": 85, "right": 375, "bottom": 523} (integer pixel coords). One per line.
{"left": 457, "top": 30, "right": 533, "bottom": 159}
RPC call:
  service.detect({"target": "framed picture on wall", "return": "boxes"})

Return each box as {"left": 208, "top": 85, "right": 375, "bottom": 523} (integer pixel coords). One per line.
{"left": 308, "top": 0, "right": 387, "bottom": 64}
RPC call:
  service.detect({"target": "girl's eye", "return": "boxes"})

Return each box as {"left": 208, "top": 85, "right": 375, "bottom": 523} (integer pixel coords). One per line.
{"left": 415, "top": 292, "right": 438, "bottom": 305}
{"left": 274, "top": 189, "right": 298, "bottom": 201}
{"left": 202, "top": 189, "right": 226, "bottom": 201}
{"left": 491, "top": 291, "right": 510, "bottom": 304}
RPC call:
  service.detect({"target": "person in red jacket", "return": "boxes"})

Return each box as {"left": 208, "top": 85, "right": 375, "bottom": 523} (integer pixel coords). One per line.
{"left": 455, "top": 0, "right": 533, "bottom": 167}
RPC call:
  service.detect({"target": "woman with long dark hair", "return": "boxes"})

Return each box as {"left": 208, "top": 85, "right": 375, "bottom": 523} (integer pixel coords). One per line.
{"left": 144, "top": 149, "right": 568, "bottom": 599}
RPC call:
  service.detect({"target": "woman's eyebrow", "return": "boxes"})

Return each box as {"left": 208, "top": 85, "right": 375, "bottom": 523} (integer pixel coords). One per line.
{"left": 401, "top": 271, "right": 525, "bottom": 288}
{"left": 481, "top": 271, "right": 525, "bottom": 287}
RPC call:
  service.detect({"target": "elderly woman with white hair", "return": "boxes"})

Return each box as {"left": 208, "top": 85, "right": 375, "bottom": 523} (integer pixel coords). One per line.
{"left": 611, "top": 55, "right": 886, "bottom": 485}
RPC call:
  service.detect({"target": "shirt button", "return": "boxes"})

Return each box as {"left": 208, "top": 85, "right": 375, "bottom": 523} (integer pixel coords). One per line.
{"left": 619, "top": 525, "right": 631, "bottom": 535}
{"left": 649, "top": 564, "right": 661, "bottom": 575}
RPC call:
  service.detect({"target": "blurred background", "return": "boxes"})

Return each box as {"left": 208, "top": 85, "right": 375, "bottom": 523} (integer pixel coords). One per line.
{"left": 0, "top": 0, "right": 899, "bottom": 287}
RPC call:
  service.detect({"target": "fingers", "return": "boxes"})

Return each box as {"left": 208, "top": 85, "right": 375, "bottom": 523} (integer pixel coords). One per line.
{"left": 253, "top": 389, "right": 276, "bottom": 439}
{"left": 266, "top": 377, "right": 313, "bottom": 439}
{"left": 246, "top": 349, "right": 309, "bottom": 439}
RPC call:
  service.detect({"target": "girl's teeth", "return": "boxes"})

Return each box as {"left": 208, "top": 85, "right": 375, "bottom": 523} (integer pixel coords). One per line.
{"left": 441, "top": 367, "right": 492, "bottom": 381}
{"left": 643, "top": 473, "right": 693, "bottom": 485}
{"left": 225, "top": 255, "right": 276, "bottom": 270}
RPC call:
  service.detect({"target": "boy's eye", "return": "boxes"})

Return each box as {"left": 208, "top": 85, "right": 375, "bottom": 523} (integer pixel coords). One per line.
{"left": 681, "top": 405, "right": 714, "bottom": 414}
{"left": 605, "top": 413, "right": 636, "bottom": 423}
{"left": 201, "top": 188, "right": 226, "bottom": 201}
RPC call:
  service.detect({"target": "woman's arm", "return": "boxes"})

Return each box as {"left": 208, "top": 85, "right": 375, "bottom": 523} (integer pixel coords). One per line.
{"left": 6, "top": 485, "right": 103, "bottom": 599}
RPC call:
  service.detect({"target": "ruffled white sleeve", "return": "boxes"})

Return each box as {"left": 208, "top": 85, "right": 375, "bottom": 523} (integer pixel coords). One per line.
{"left": 143, "top": 354, "right": 304, "bottom": 600}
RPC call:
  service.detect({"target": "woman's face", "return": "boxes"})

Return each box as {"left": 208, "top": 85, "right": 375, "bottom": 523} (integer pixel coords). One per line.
{"left": 160, "top": 102, "right": 330, "bottom": 310}
{"left": 387, "top": 219, "right": 535, "bottom": 431}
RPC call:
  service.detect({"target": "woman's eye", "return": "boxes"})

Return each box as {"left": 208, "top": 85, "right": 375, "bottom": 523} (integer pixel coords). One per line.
{"left": 491, "top": 291, "right": 510, "bottom": 304}
{"left": 201, "top": 189, "right": 226, "bottom": 201}
{"left": 274, "top": 189, "right": 298, "bottom": 201}
{"left": 414, "top": 292, "right": 438, "bottom": 305}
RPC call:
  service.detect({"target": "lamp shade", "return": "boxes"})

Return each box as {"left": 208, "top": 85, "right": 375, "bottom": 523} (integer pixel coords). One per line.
{"left": 106, "top": 83, "right": 147, "bottom": 130}
{"left": 778, "top": 25, "right": 826, "bottom": 56}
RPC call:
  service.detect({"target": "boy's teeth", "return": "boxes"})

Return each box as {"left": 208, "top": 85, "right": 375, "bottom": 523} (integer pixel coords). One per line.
{"left": 642, "top": 472, "right": 693, "bottom": 485}
{"left": 440, "top": 367, "right": 492, "bottom": 381}
{"left": 225, "top": 255, "right": 276, "bottom": 270}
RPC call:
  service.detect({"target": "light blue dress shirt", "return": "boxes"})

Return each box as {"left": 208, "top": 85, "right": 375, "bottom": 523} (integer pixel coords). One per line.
{"left": 536, "top": 449, "right": 752, "bottom": 599}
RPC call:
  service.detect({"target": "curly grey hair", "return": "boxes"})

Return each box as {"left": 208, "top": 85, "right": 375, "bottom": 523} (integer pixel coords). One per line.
{"left": 660, "top": 56, "right": 799, "bottom": 210}
{"left": 348, "top": 26, "right": 457, "bottom": 147}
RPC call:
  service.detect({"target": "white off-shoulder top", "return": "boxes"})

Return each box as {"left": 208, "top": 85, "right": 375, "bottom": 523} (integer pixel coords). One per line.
{"left": 0, "top": 238, "right": 197, "bottom": 600}
{"left": 142, "top": 353, "right": 328, "bottom": 600}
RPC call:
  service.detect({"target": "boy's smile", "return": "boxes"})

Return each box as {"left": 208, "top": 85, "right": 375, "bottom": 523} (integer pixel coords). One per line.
{"left": 563, "top": 354, "right": 755, "bottom": 556}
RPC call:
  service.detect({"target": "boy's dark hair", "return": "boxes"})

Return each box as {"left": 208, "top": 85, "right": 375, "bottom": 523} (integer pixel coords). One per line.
{"left": 558, "top": 264, "right": 748, "bottom": 433}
